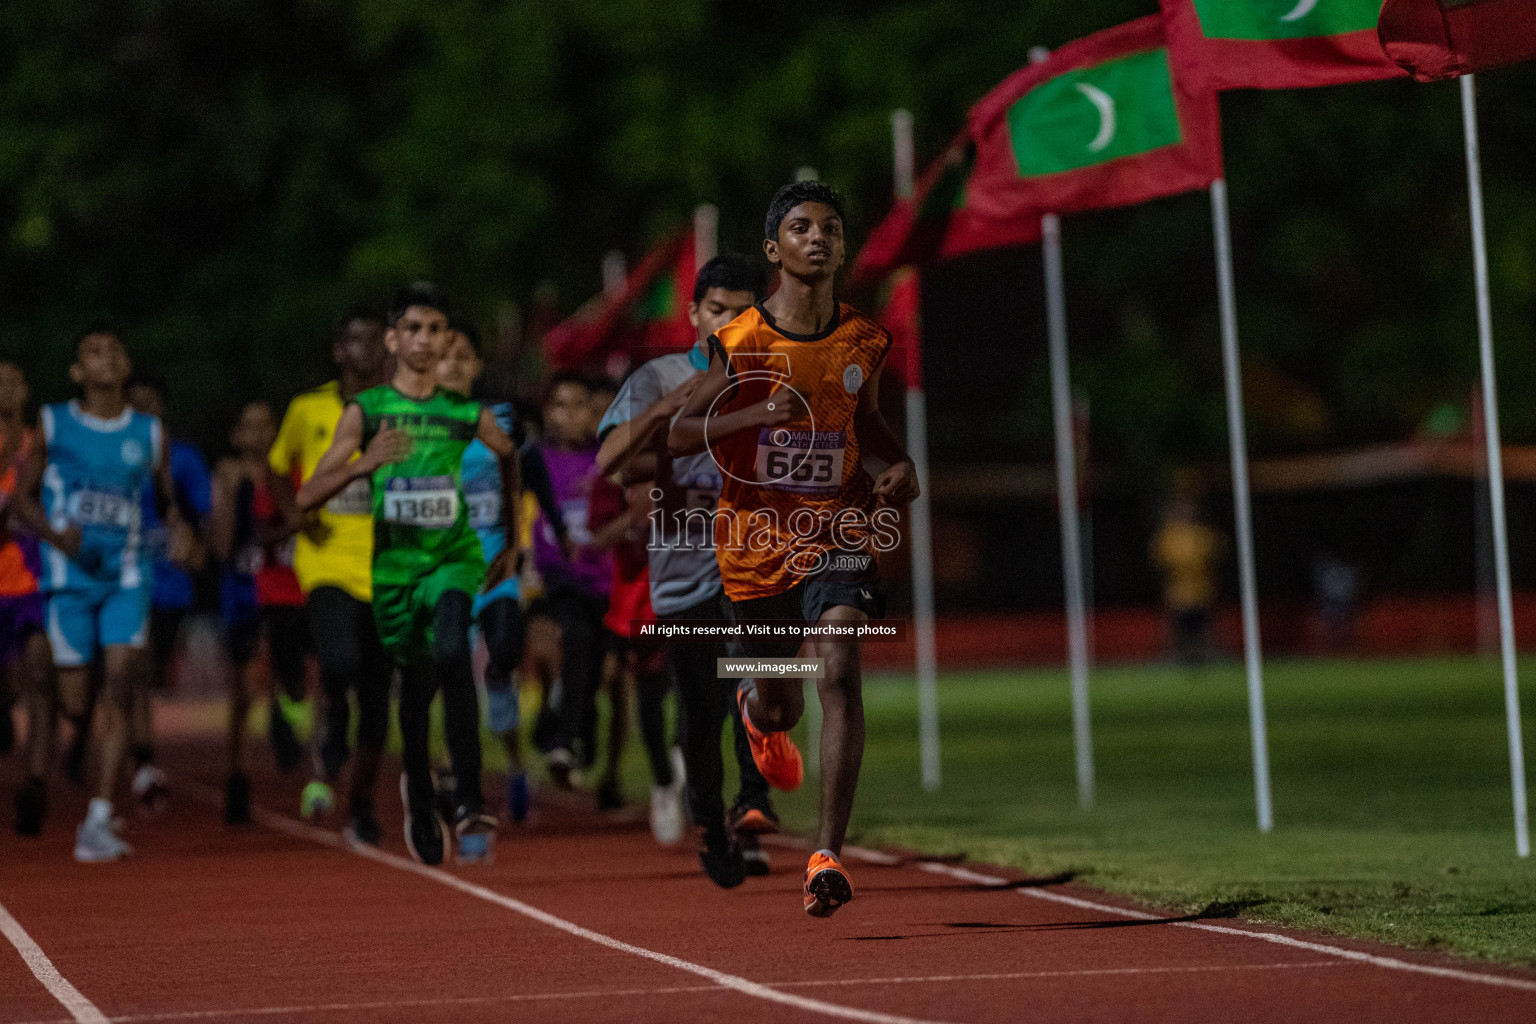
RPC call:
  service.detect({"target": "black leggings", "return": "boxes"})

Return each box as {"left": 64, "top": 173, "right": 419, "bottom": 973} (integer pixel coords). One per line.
{"left": 307, "top": 586, "right": 390, "bottom": 782}
{"left": 544, "top": 588, "right": 607, "bottom": 761}
{"left": 480, "top": 596, "right": 525, "bottom": 692}
{"left": 666, "top": 597, "right": 770, "bottom": 834}
{"left": 398, "top": 591, "right": 482, "bottom": 809}
{"left": 617, "top": 635, "right": 673, "bottom": 788}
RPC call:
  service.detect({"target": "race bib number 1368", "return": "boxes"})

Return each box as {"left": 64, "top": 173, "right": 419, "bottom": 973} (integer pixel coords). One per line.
{"left": 383, "top": 475, "right": 459, "bottom": 528}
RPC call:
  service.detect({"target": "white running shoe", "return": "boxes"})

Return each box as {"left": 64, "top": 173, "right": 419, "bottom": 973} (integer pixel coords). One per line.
{"left": 650, "top": 780, "right": 685, "bottom": 846}
{"left": 75, "top": 802, "right": 131, "bottom": 863}
{"left": 131, "top": 764, "right": 168, "bottom": 811}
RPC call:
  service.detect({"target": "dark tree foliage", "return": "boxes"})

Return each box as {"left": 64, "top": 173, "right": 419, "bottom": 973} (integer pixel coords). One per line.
{"left": 1, "top": 0, "right": 1533, "bottom": 470}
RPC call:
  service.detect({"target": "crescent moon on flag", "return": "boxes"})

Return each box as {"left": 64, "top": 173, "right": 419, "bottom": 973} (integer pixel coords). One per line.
{"left": 1075, "top": 82, "right": 1116, "bottom": 153}
{"left": 1280, "top": 0, "right": 1318, "bottom": 22}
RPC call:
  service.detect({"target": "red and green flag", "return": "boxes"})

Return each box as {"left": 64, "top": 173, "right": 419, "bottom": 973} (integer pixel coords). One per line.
{"left": 1161, "top": 0, "right": 1406, "bottom": 89}
{"left": 854, "top": 15, "right": 1221, "bottom": 286}
{"left": 1379, "top": 0, "right": 1536, "bottom": 81}
{"left": 967, "top": 15, "right": 1223, "bottom": 219}
{"left": 874, "top": 268, "right": 924, "bottom": 390}
{"left": 850, "top": 136, "right": 1021, "bottom": 287}
{"left": 543, "top": 231, "right": 697, "bottom": 372}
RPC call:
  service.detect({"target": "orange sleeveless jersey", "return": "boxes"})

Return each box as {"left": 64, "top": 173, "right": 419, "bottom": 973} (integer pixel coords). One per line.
{"left": 707, "top": 303, "right": 891, "bottom": 601}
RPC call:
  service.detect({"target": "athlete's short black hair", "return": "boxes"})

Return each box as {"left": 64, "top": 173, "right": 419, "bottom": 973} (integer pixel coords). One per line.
{"left": 75, "top": 323, "right": 120, "bottom": 354}
{"left": 333, "top": 305, "right": 383, "bottom": 341}
{"left": 692, "top": 253, "right": 766, "bottom": 304}
{"left": 764, "top": 180, "right": 845, "bottom": 241}
{"left": 388, "top": 281, "right": 453, "bottom": 326}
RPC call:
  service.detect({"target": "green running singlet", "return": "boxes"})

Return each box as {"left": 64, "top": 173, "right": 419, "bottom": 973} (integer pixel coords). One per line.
{"left": 354, "top": 384, "right": 485, "bottom": 663}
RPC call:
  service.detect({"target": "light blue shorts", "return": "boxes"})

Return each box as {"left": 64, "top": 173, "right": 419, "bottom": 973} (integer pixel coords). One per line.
{"left": 46, "top": 583, "right": 150, "bottom": 667}
{"left": 472, "top": 576, "right": 521, "bottom": 620}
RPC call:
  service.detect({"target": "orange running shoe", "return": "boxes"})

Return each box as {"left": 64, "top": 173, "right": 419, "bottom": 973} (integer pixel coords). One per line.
{"left": 804, "top": 850, "right": 853, "bottom": 917}
{"left": 737, "top": 686, "right": 803, "bottom": 792}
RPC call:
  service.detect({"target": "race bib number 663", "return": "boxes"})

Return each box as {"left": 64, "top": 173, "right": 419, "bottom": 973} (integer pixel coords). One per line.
{"left": 383, "top": 475, "right": 459, "bottom": 528}
{"left": 755, "top": 429, "right": 845, "bottom": 495}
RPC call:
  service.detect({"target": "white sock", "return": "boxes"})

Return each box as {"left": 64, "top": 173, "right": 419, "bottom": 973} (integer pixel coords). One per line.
{"left": 86, "top": 797, "right": 113, "bottom": 825}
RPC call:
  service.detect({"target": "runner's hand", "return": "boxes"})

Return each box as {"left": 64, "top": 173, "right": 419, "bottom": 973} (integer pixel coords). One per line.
{"left": 659, "top": 372, "right": 704, "bottom": 416}
{"left": 301, "top": 511, "right": 331, "bottom": 545}
{"left": 362, "top": 427, "right": 412, "bottom": 471}
{"left": 167, "top": 520, "right": 201, "bottom": 569}
{"left": 873, "top": 458, "right": 920, "bottom": 507}
{"left": 485, "top": 547, "right": 519, "bottom": 589}
{"left": 759, "top": 388, "right": 806, "bottom": 427}
{"left": 51, "top": 523, "right": 83, "bottom": 560}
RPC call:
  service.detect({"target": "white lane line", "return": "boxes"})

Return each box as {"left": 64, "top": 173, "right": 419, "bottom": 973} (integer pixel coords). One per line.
{"left": 0, "top": 902, "right": 111, "bottom": 1024}
{"left": 909, "top": 860, "right": 1536, "bottom": 994}
{"left": 175, "top": 781, "right": 958, "bottom": 1024}
{"left": 5, "top": 960, "right": 1348, "bottom": 1024}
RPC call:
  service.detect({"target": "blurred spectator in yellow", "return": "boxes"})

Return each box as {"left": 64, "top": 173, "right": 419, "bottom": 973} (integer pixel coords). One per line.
{"left": 1151, "top": 495, "right": 1223, "bottom": 665}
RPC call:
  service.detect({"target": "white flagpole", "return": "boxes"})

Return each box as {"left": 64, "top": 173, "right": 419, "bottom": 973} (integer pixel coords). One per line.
{"left": 1210, "top": 178, "right": 1273, "bottom": 833}
{"left": 693, "top": 204, "right": 718, "bottom": 269}
{"left": 1042, "top": 212, "right": 1094, "bottom": 810}
{"left": 1461, "top": 74, "right": 1530, "bottom": 858}
{"left": 892, "top": 108, "right": 942, "bottom": 792}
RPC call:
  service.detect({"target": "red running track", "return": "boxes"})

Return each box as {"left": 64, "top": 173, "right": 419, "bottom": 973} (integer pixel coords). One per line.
{"left": 3, "top": 723, "right": 1536, "bottom": 1024}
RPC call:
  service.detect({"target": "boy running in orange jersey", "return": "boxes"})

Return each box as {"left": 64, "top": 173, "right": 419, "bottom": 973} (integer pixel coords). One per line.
{"left": 670, "top": 181, "right": 919, "bottom": 916}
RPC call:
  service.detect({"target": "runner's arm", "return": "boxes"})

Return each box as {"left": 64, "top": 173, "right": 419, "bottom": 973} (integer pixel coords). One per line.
{"left": 596, "top": 372, "right": 701, "bottom": 479}
{"left": 855, "top": 354, "right": 919, "bottom": 507}
{"left": 474, "top": 406, "right": 523, "bottom": 568}
{"left": 295, "top": 405, "right": 406, "bottom": 512}
{"left": 206, "top": 459, "right": 241, "bottom": 562}
{"left": 154, "top": 437, "right": 200, "bottom": 567}
{"left": 667, "top": 355, "right": 798, "bottom": 457}
{"left": 7, "top": 425, "right": 80, "bottom": 556}
{"left": 519, "top": 443, "right": 567, "bottom": 548}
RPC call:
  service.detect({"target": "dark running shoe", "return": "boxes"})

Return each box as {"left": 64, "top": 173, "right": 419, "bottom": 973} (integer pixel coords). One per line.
{"left": 595, "top": 778, "right": 625, "bottom": 812}
{"left": 531, "top": 706, "right": 560, "bottom": 753}
{"left": 699, "top": 829, "right": 746, "bottom": 889}
{"left": 223, "top": 772, "right": 251, "bottom": 825}
{"left": 343, "top": 803, "right": 382, "bottom": 849}
{"left": 400, "top": 771, "right": 446, "bottom": 866}
{"left": 267, "top": 699, "right": 303, "bottom": 774}
{"left": 15, "top": 777, "right": 45, "bottom": 836}
{"left": 729, "top": 802, "right": 781, "bottom": 836}
{"left": 739, "top": 833, "right": 771, "bottom": 877}
{"left": 804, "top": 850, "right": 853, "bottom": 918}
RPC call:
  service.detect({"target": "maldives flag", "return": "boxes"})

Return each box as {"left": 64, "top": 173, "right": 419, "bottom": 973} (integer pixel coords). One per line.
{"left": 966, "top": 16, "right": 1223, "bottom": 221}
{"left": 854, "top": 15, "right": 1221, "bottom": 286}
{"left": 1379, "top": 0, "right": 1536, "bottom": 81}
{"left": 1161, "top": 0, "right": 1407, "bottom": 89}
{"left": 543, "top": 231, "right": 696, "bottom": 371}
{"left": 850, "top": 136, "right": 1024, "bottom": 287}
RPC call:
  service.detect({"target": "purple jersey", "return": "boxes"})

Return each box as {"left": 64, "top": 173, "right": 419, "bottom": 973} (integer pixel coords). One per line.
{"left": 533, "top": 442, "right": 612, "bottom": 597}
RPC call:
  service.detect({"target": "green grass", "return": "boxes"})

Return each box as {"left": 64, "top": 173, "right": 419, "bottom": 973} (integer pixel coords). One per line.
{"left": 298, "top": 655, "right": 1533, "bottom": 964}
{"left": 760, "top": 658, "right": 1536, "bottom": 967}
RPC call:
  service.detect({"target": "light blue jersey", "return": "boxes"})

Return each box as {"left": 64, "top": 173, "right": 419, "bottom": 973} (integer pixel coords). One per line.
{"left": 460, "top": 402, "right": 519, "bottom": 564}
{"left": 39, "top": 401, "right": 161, "bottom": 592}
